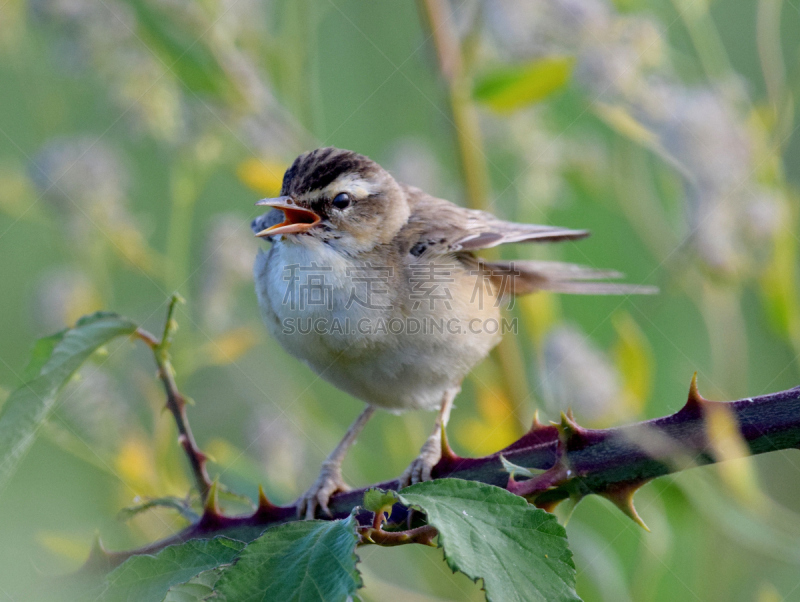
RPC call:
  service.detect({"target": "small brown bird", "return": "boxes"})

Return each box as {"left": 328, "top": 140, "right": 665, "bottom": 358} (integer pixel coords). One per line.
{"left": 252, "top": 147, "right": 655, "bottom": 518}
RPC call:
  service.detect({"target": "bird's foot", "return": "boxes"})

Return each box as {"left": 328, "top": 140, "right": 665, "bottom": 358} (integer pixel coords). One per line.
{"left": 399, "top": 433, "right": 442, "bottom": 488}
{"left": 296, "top": 461, "right": 350, "bottom": 519}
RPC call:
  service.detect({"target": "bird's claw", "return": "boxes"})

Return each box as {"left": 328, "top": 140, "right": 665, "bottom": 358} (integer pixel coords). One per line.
{"left": 399, "top": 434, "right": 442, "bottom": 488}
{"left": 296, "top": 462, "right": 350, "bottom": 519}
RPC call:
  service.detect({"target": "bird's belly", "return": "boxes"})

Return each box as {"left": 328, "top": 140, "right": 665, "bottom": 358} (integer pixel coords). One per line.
{"left": 255, "top": 242, "right": 502, "bottom": 411}
{"left": 288, "top": 327, "right": 497, "bottom": 412}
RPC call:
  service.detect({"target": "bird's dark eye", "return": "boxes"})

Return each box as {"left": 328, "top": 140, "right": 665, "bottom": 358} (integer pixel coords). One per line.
{"left": 332, "top": 192, "right": 351, "bottom": 210}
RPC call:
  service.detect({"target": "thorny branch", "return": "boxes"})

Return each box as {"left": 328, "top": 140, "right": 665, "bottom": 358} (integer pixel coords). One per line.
{"left": 133, "top": 294, "right": 213, "bottom": 503}
{"left": 84, "top": 358, "right": 800, "bottom": 571}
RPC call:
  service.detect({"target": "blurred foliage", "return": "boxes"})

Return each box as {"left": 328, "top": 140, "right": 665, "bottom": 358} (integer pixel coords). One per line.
{"left": 473, "top": 56, "right": 575, "bottom": 112}
{"left": 1, "top": 0, "right": 800, "bottom": 600}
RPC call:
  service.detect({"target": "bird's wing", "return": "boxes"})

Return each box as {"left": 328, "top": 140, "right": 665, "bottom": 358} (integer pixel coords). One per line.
{"left": 399, "top": 187, "right": 588, "bottom": 257}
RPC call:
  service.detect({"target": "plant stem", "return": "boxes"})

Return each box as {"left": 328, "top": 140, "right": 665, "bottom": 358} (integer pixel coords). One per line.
{"left": 87, "top": 377, "right": 800, "bottom": 570}
{"left": 417, "top": 0, "right": 530, "bottom": 434}
{"left": 134, "top": 295, "right": 212, "bottom": 502}
{"left": 358, "top": 524, "right": 438, "bottom": 547}
{"left": 165, "top": 161, "right": 199, "bottom": 295}
{"left": 671, "top": 0, "right": 734, "bottom": 83}
{"left": 417, "top": 0, "right": 488, "bottom": 212}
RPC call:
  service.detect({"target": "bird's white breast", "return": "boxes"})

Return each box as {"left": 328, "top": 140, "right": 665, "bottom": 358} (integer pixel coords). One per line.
{"left": 254, "top": 237, "right": 501, "bottom": 412}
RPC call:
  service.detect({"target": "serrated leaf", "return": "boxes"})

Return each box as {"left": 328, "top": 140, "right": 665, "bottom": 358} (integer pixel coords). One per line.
{"left": 473, "top": 57, "right": 574, "bottom": 113}
{"left": 99, "top": 537, "right": 245, "bottom": 602}
{"left": 162, "top": 568, "right": 222, "bottom": 602}
{"left": 399, "top": 479, "right": 580, "bottom": 602}
{"left": 363, "top": 488, "right": 399, "bottom": 518}
{"left": 214, "top": 515, "right": 362, "bottom": 602}
{"left": 0, "top": 312, "right": 138, "bottom": 491}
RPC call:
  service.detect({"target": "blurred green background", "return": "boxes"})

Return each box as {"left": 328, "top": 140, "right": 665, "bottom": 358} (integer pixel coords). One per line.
{"left": 2, "top": 0, "right": 800, "bottom": 600}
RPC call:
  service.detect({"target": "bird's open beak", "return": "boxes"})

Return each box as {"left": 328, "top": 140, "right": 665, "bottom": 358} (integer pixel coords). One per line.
{"left": 254, "top": 196, "right": 321, "bottom": 238}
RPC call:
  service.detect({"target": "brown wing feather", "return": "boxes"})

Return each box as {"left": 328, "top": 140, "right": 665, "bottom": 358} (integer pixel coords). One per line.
{"left": 398, "top": 186, "right": 588, "bottom": 256}
{"left": 397, "top": 187, "right": 657, "bottom": 296}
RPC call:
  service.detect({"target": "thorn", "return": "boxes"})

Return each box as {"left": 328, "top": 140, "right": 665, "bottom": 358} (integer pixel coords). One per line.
{"left": 507, "top": 413, "right": 596, "bottom": 499}
{"left": 82, "top": 531, "right": 112, "bottom": 572}
{"left": 204, "top": 479, "right": 220, "bottom": 517}
{"left": 560, "top": 410, "right": 581, "bottom": 435}
{"left": 257, "top": 485, "right": 275, "bottom": 511}
{"left": 531, "top": 410, "right": 545, "bottom": 431}
{"left": 683, "top": 372, "right": 707, "bottom": 415}
{"left": 688, "top": 372, "right": 704, "bottom": 402}
{"left": 601, "top": 482, "right": 650, "bottom": 531}
{"left": 359, "top": 529, "right": 376, "bottom": 545}
{"left": 558, "top": 411, "right": 591, "bottom": 450}
{"left": 500, "top": 411, "right": 559, "bottom": 452}
{"left": 251, "top": 487, "right": 294, "bottom": 523}
{"left": 89, "top": 532, "right": 108, "bottom": 559}
{"left": 252, "top": 483, "right": 285, "bottom": 522}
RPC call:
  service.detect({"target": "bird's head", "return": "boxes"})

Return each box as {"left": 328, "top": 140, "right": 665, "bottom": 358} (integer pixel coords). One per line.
{"left": 252, "top": 148, "right": 409, "bottom": 254}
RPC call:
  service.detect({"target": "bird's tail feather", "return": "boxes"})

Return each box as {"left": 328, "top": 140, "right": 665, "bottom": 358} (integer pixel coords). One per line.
{"left": 483, "top": 260, "right": 658, "bottom": 296}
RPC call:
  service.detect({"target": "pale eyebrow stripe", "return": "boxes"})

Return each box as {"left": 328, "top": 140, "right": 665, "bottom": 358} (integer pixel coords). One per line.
{"left": 304, "top": 174, "right": 376, "bottom": 202}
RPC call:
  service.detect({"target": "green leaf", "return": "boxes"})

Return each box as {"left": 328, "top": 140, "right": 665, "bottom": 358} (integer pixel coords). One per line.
{"left": 21, "top": 330, "right": 66, "bottom": 382}
{"left": 162, "top": 568, "right": 223, "bottom": 602}
{"left": 499, "top": 454, "right": 545, "bottom": 479}
{"left": 100, "top": 537, "right": 245, "bottom": 602}
{"left": 120, "top": 0, "right": 231, "bottom": 98}
{"left": 399, "top": 479, "right": 580, "bottom": 602}
{"left": 0, "top": 312, "right": 138, "bottom": 491}
{"left": 214, "top": 515, "right": 362, "bottom": 602}
{"left": 473, "top": 57, "right": 574, "bottom": 113}
{"left": 363, "top": 488, "right": 400, "bottom": 519}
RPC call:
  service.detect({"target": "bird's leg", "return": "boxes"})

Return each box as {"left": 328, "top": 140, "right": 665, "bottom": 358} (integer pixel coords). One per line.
{"left": 297, "top": 405, "right": 376, "bottom": 519}
{"left": 400, "top": 387, "right": 459, "bottom": 487}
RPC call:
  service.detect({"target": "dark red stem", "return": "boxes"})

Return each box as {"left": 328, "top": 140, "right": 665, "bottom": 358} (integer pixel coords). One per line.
{"left": 134, "top": 313, "right": 212, "bottom": 502}
{"left": 87, "top": 378, "right": 800, "bottom": 571}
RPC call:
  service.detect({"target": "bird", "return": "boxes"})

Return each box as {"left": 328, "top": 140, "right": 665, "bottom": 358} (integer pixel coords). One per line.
{"left": 251, "top": 147, "right": 655, "bottom": 519}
